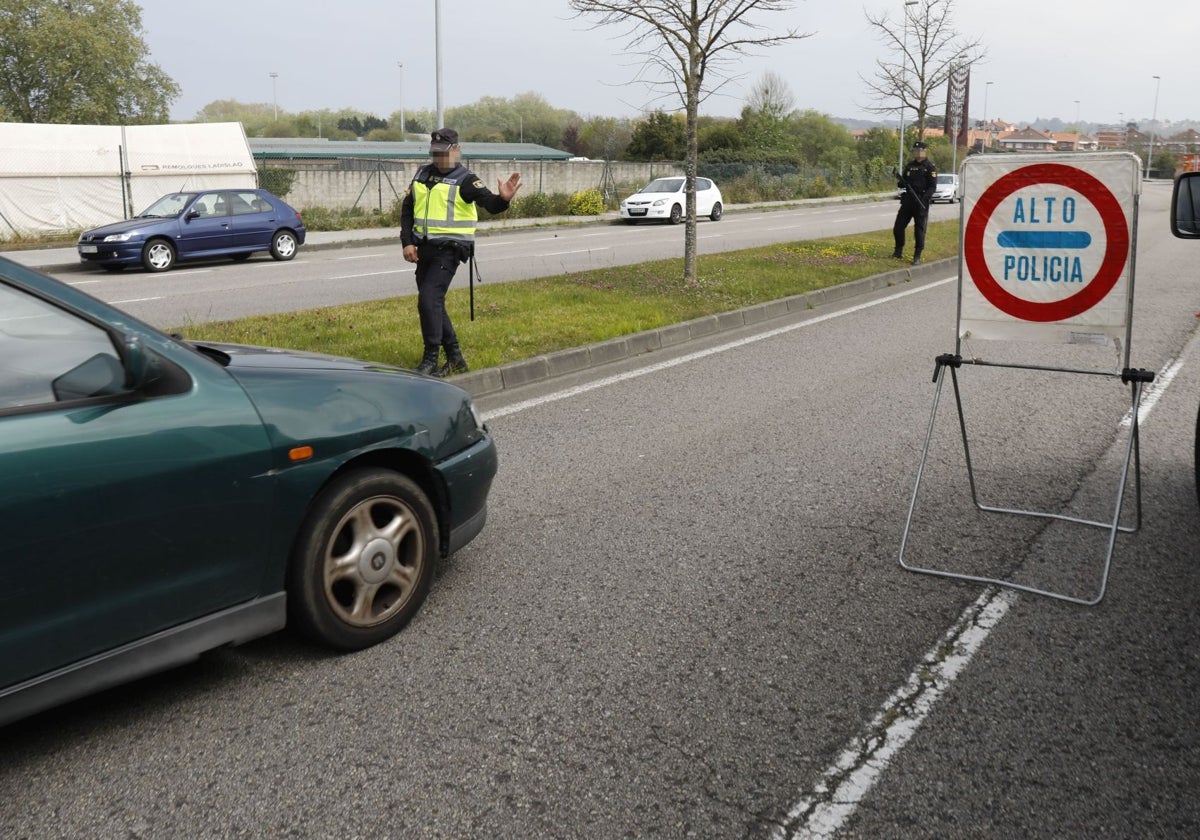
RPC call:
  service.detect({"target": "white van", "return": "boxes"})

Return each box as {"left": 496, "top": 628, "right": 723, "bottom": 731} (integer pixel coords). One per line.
{"left": 932, "top": 173, "right": 960, "bottom": 203}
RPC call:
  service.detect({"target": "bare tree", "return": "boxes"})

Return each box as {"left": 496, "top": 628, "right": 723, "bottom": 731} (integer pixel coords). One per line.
{"left": 861, "top": 0, "right": 984, "bottom": 141}
{"left": 746, "top": 71, "right": 795, "bottom": 121}
{"left": 568, "top": 0, "right": 811, "bottom": 282}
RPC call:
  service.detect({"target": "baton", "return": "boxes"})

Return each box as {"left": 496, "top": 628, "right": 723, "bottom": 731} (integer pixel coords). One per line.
{"left": 468, "top": 245, "right": 480, "bottom": 321}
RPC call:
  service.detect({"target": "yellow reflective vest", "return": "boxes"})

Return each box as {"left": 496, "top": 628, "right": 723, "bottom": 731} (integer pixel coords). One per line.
{"left": 411, "top": 165, "right": 478, "bottom": 244}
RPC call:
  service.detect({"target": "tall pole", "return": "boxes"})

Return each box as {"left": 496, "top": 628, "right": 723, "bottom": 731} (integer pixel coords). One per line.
{"left": 982, "top": 81, "right": 992, "bottom": 153}
{"left": 1146, "top": 74, "right": 1161, "bottom": 179}
{"left": 897, "top": 0, "right": 918, "bottom": 173}
{"left": 396, "top": 62, "right": 405, "bottom": 137}
{"left": 435, "top": 0, "right": 444, "bottom": 129}
{"left": 269, "top": 72, "right": 278, "bottom": 121}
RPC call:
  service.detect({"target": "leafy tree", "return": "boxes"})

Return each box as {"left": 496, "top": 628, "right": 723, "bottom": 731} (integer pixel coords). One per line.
{"left": 854, "top": 126, "right": 902, "bottom": 163}
{"left": 0, "top": 0, "right": 179, "bottom": 124}
{"left": 625, "top": 110, "right": 686, "bottom": 160}
{"left": 569, "top": 0, "right": 810, "bottom": 283}
{"left": 788, "top": 110, "right": 856, "bottom": 167}
{"left": 577, "top": 116, "right": 634, "bottom": 160}
{"left": 863, "top": 0, "right": 984, "bottom": 140}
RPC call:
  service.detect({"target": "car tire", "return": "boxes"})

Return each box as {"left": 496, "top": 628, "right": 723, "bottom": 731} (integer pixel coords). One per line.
{"left": 287, "top": 468, "right": 438, "bottom": 651}
{"left": 142, "top": 239, "right": 175, "bottom": 272}
{"left": 270, "top": 230, "right": 298, "bottom": 261}
{"left": 231, "top": 252, "right": 252, "bottom": 262}
{"left": 709, "top": 202, "right": 723, "bottom": 222}
{"left": 668, "top": 204, "right": 682, "bottom": 225}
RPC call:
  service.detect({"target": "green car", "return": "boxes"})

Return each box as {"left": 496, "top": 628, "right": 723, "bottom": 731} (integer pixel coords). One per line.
{"left": 0, "top": 257, "right": 497, "bottom": 726}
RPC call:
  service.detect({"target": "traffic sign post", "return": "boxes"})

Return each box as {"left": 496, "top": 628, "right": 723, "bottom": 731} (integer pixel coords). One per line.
{"left": 899, "top": 153, "right": 1151, "bottom": 605}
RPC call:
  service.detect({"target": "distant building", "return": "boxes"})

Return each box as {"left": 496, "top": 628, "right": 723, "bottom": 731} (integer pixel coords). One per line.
{"left": 1051, "top": 132, "right": 1099, "bottom": 152}
{"left": 997, "top": 127, "right": 1056, "bottom": 152}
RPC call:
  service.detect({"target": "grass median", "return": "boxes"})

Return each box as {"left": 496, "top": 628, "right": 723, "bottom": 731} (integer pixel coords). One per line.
{"left": 175, "top": 220, "right": 959, "bottom": 371}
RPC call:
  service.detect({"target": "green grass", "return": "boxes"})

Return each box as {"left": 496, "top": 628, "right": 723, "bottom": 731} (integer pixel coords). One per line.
{"left": 175, "top": 220, "right": 959, "bottom": 371}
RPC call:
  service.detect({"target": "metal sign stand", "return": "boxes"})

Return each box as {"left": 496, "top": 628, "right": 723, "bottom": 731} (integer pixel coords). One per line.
{"left": 898, "top": 355, "right": 1152, "bottom": 605}
{"left": 899, "top": 156, "right": 1148, "bottom": 605}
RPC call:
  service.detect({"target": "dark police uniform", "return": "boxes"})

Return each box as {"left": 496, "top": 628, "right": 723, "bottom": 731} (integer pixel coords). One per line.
{"left": 400, "top": 159, "right": 511, "bottom": 373}
{"left": 892, "top": 145, "right": 938, "bottom": 264}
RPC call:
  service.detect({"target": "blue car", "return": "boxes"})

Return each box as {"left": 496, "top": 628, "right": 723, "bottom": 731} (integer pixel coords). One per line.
{"left": 77, "top": 188, "right": 306, "bottom": 272}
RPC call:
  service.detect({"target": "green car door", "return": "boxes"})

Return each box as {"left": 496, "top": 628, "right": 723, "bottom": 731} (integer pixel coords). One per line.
{"left": 0, "top": 281, "right": 275, "bottom": 690}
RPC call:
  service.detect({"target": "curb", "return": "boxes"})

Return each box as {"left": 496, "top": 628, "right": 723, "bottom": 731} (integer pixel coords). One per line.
{"left": 449, "top": 257, "right": 955, "bottom": 399}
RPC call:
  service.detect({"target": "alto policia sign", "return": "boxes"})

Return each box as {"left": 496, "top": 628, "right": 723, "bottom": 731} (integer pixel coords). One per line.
{"left": 958, "top": 152, "right": 1141, "bottom": 345}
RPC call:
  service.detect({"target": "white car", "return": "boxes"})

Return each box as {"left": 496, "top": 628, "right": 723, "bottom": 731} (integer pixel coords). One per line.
{"left": 620, "top": 177, "right": 723, "bottom": 224}
{"left": 932, "top": 173, "right": 960, "bottom": 203}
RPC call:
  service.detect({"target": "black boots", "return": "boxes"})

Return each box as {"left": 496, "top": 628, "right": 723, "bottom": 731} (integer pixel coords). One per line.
{"left": 414, "top": 344, "right": 440, "bottom": 376}
{"left": 911, "top": 251, "right": 923, "bottom": 266}
{"left": 892, "top": 249, "right": 904, "bottom": 259}
{"left": 415, "top": 342, "right": 468, "bottom": 377}
{"left": 437, "top": 341, "right": 469, "bottom": 377}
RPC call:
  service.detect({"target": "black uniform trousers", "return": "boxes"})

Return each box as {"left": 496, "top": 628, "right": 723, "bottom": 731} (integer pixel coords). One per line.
{"left": 414, "top": 243, "right": 462, "bottom": 348}
{"left": 893, "top": 199, "right": 929, "bottom": 255}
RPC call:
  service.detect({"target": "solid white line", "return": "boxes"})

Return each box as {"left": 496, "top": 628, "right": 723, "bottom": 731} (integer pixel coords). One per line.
{"left": 482, "top": 276, "right": 954, "bottom": 422}
{"left": 335, "top": 253, "right": 386, "bottom": 260}
{"left": 775, "top": 344, "right": 1191, "bottom": 840}
{"left": 1119, "top": 329, "right": 1199, "bottom": 428}
{"left": 773, "top": 588, "right": 1019, "bottom": 840}
{"left": 541, "top": 248, "right": 604, "bottom": 256}
{"left": 110, "top": 296, "right": 162, "bottom": 304}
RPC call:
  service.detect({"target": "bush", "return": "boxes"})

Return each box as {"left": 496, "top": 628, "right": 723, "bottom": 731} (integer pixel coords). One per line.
{"left": 509, "top": 192, "right": 554, "bottom": 217}
{"left": 258, "top": 166, "right": 297, "bottom": 198}
{"left": 568, "top": 189, "right": 605, "bottom": 216}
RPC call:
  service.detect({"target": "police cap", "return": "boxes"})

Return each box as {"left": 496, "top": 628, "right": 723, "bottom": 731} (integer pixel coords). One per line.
{"left": 430, "top": 128, "right": 459, "bottom": 152}
{"left": 912, "top": 141, "right": 928, "bottom": 150}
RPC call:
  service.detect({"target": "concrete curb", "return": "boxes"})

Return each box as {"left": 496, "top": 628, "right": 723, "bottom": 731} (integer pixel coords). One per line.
{"left": 449, "top": 257, "right": 956, "bottom": 398}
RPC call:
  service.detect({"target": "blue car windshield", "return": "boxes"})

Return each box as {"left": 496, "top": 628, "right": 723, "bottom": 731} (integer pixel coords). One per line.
{"left": 139, "top": 193, "right": 198, "bottom": 218}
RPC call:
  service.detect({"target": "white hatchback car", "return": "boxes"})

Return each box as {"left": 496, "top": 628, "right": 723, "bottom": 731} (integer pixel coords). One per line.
{"left": 932, "top": 173, "right": 960, "bottom": 203}
{"left": 620, "top": 177, "right": 723, "bottom": 224}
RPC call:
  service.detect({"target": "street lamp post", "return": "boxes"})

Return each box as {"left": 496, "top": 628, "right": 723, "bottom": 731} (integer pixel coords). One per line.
{"left": 981, "top": 81, "right": 992, "bottom": 153}
{"left": 435, "top": 0, "right": 444, "bottom": 130}
{"left": 1146, "top": 74, "right": 1161, "bottom": 179}
{"left": 897, "top": 0, "right": 919, "bottom": 173}
{"left": 269, "top": 72, "right": 278, "bottom": 121}
{"left": 396, "top": 62, "right": 405, "bottom": 137}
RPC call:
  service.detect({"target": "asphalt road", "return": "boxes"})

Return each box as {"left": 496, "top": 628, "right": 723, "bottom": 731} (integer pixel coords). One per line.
{"left": 36, "top": 198, "right": 958, "bottom": 328}
{"left": 1, "top": 183, "right": 1197, "bottom": 839}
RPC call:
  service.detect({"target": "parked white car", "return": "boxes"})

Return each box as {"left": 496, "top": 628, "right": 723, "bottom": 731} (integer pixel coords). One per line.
{"left": 932, "top": 173, "right": 960, "bottom": 203}
{"left": 620, "top": 177, "right": 723, "bottom": 224}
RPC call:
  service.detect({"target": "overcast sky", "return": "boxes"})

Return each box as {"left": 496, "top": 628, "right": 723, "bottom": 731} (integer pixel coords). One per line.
{"left": 139, "top": 1, "right": 1192, "bottom": 130}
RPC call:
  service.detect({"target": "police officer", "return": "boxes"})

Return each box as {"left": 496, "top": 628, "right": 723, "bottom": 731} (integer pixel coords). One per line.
{"left": 892, "top": 140, "right": 937, "bottom": 265}
{"left": 401, "top": 128, "right": 522, "bottom": 376}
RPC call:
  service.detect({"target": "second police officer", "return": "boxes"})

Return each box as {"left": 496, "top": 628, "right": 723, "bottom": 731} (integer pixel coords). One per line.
{"left": 892, "top": 140, "right": 937, "bottom": 266}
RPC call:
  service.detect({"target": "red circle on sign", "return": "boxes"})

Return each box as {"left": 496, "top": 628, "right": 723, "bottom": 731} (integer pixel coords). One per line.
{"left": 963, "top": 163, "right": 1130, "bottom": 322}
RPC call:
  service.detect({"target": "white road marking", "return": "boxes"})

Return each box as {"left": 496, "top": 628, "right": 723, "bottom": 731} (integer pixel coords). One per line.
{"left": 480, "top": 279, "right": 1189, "bottom": 840}
{"left": 110, "top": 296, "right": 162, "bottom": 304}
{"left": 482, "top": 277, "right": 954, "bottom": 422}
{"left": 541, "top": 249, "right": 606, "bottom": 256}
{"left": 773, "top": 349, "right": 1189, "bottom": 840}
{"left": 1120, "top": 330, "right": 1198, "bottom": 427}
{"left": 329, "top": 269, "right": 411, "bottom": 280}
{"left": 335, "top": 253, "right": 386, "bottom": 260}
{"left": 772, "top": 587, "right": 1018, "bottom": 840}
